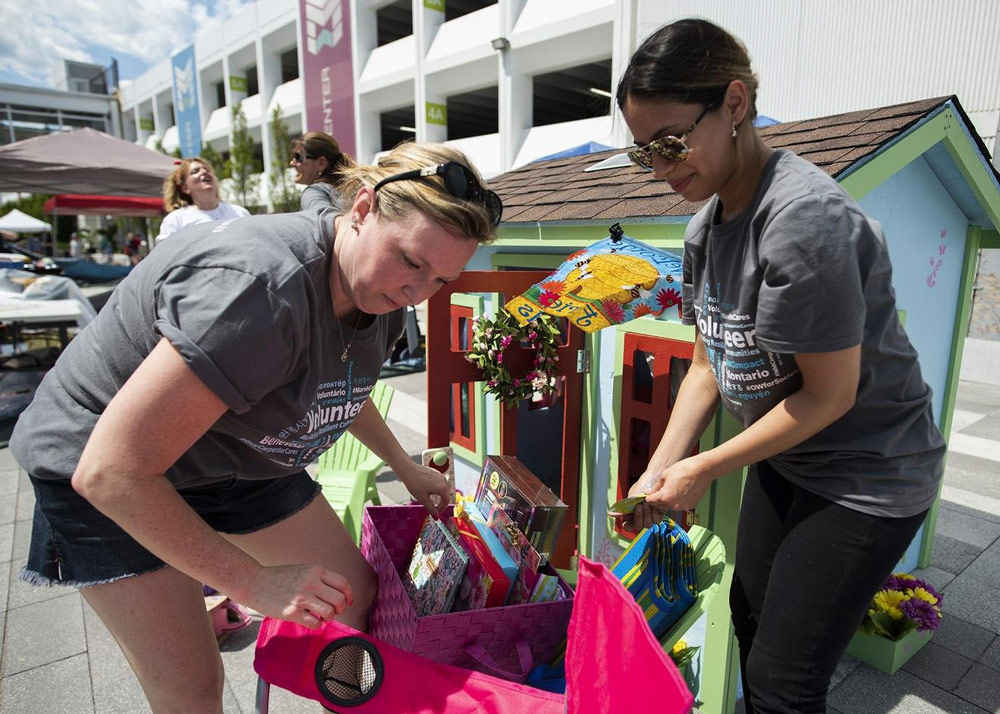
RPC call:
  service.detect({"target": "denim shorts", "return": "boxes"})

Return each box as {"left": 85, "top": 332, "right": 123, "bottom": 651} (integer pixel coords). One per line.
{"left": 20, "top": 472, "right": 322, "bottom": 588}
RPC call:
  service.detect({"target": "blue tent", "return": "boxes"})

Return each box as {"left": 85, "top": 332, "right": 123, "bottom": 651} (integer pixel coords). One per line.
{"left": 535, "top": 141, "right": 614, "bottom": 162}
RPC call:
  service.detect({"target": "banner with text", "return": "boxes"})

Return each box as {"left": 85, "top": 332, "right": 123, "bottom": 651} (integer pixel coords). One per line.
{"left": 170, "top": 45, "right": 202, "bottom": 158}
{"left": 300, "top": 0, "right": 356, "bottom": 157}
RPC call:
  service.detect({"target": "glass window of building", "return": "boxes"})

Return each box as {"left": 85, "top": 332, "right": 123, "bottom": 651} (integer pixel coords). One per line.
{"left": 280, "top": 48, "right": 299, "bottom": 83}
{"left": 447, "top": 86, "right": 498, "bottom": 140}
{"left": 377, "top": 0, "right": 411, "bottom": 46}
{"left": 380, "top": 106, "right": 416, "bottom": 152}
{"left": 445, "top": 0, "right": 495, "bottom": 21}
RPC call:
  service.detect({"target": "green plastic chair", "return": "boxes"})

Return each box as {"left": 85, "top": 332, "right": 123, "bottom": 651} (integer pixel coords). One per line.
{"left": 316, "top": 381, "right": 395, "bottom": 544}
{"left": 658, "top": 523, "right": 727, "bottom": 651}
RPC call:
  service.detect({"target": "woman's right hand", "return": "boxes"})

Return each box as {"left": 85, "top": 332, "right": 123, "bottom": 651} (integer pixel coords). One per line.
{"left": 241, "top": 563, "right": 354, "bottom": 629}
{"left": 624, "top": 471, "right": 669, "bottom": 533}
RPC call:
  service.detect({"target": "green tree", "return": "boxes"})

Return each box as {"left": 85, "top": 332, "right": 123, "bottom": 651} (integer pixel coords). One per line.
{"left": 226, "top": 101, "right": 261, "bottom": 212}
{"left": 268, "top": 104, "right": 300, "bottom": 213}
{"left": 199, "top": 142, "right": 225, "bottom": 176}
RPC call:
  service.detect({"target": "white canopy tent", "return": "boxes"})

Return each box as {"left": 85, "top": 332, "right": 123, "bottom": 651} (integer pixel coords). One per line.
{"left": 0, "top": 209, "right": 51, "bottom": 233}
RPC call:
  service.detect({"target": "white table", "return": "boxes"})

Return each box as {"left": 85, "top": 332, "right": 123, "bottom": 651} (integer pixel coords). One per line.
{"left": 0, "top": 299, "right": 83, "bottom": 353}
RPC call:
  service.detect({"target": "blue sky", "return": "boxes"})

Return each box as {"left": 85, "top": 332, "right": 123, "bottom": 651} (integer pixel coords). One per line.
{"left": 0, "top": 0, "right": 254, "bottom": 89}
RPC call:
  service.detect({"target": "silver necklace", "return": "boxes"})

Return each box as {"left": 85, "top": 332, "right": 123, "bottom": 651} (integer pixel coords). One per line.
{"left": 338, "top": 310, "right": 364, "bottom": 362}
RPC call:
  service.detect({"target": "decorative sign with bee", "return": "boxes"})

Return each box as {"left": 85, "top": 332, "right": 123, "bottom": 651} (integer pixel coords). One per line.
{"left": 504, "top": 224, "right": 684, "bottom": 333}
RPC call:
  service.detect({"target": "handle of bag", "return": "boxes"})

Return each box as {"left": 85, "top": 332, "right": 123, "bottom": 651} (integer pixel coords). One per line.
{"left": 462, "top": 641, "right": 534, "bottom": 682}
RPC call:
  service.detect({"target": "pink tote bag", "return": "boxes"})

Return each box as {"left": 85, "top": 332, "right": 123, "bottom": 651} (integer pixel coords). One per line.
{"left": 254, "top": 557, "right": 693, "bottom": 713}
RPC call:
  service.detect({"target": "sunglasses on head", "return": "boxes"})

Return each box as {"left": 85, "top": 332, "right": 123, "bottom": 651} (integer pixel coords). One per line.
{"left": 291, "top": 152, "right": 312, "bottom": 163}
{"left": 373, "top": 161, "right": 503, "bottom": 227}
{"left": 627, "top": 101, "right": 719, "bottom": 170}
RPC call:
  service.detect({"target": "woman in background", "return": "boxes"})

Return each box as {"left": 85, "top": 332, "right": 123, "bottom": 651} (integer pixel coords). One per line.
{"left": 291, "top": 131, "right": 351, "bottom": 211}
{"left": 156, "top": 158, "right": 250, "bottom": 242}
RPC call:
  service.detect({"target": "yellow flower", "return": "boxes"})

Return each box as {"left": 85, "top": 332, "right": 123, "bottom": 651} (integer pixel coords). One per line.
{"left": 672, "top": 640, "right": 688, "bottom": 655}
{"left": 910, "top": 587, "right": 939, "bottom": 606}
{"left": 895, "top": 573, "right": 917, "bottom": 582}
{"left": 872, "top": 589, "right": 906, "bottom": 619}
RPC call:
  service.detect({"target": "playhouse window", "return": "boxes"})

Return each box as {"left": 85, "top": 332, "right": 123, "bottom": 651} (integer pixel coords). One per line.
{"left": 449, "top": 303, "right": 477, "bottom": 452}
{"left": 614, "top": 332, "right": 695, "bottom": 538}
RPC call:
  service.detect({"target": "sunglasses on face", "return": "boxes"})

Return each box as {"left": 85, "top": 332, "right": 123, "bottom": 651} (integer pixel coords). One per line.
{"left": 291, "top": 152, "right": 312, "bottom": 163}
{"left": 627, "top": 102, "right": 717, "bottom": 170}
{"left": 373, "top": 161, "right": 503, "bottom": 228}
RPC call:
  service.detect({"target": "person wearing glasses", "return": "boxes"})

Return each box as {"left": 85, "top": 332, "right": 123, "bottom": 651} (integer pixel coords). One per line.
{"left": 618, "top": 19, "right": 945, "bottom": 714}
{"left": 290, "top": 131, "right": 352, "bottom": 211}
{"left": 10, "top": 141, "right": 501, "bottom": 713}
{"left": 155, "top": 157, "right": 251, "bottom": 243}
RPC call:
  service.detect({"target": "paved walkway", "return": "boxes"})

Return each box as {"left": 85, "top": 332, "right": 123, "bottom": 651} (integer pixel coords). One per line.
{"left": 1, "top": 374, "right": 999, "bottom": 713}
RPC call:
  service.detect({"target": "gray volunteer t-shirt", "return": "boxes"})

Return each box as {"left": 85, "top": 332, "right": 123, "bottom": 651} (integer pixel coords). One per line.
{"left": 682, "top": 149, "right": 945, "bottom": 517}
{"left": 300, "top": 182, "right": 345, "bottom": 212}
{"left": 11, "top": 209, "right": 403, "bottom": 489}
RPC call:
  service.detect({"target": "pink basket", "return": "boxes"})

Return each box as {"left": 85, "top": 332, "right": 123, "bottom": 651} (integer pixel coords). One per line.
{"left": 361, "top": 504, "right": 574, "bottom": 681}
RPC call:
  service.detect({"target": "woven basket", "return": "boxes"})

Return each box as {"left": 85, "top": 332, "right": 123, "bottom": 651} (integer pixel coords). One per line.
{"left": 361, "top": 504, "right": 574, "bottom": 681}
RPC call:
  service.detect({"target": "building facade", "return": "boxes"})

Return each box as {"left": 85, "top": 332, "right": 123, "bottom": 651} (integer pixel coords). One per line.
{"left": 118, "top": 0, "right": 1000, "bottom": 208}
{"left": 1, "top": 60, "right": 120, "bottom": 146}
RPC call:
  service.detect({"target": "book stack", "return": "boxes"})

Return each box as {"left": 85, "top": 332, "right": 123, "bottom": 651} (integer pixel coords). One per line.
{"left": 401, "top": 454, "right": 573, "bottom": 616}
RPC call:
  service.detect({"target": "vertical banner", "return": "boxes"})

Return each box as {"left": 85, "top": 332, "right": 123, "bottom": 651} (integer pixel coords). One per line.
{"left": 300, "top": 0, "right": 356, "bottom": 157}
{"left": 171, "top": 45, "right": 202, "bottom": 158}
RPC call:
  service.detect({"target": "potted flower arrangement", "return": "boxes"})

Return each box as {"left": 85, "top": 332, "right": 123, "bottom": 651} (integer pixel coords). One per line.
{"left": 846, "top": 572, "right": 944, "bottom": 674}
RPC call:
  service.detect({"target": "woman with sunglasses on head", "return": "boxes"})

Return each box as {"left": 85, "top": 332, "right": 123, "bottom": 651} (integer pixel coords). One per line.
{"left": 155, "top": 157, "right": 251, "bottom": 243}
{"left": 290, "top": 131, "right": 352, "bottom": 211}
{"left": 618, "top": 19, "right": 944, "bottom": 714}
{"left": 10, "top": 141, "right": 500, "bottom": 713}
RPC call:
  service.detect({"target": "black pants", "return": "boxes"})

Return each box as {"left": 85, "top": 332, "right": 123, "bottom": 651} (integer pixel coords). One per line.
{"left": 730, "top": 461, "right": 927, "bottom": 714}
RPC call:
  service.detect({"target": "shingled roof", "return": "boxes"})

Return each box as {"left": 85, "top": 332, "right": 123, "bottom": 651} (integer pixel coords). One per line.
{"left": 491, "top": 96, "right": 953, "bottom": 224}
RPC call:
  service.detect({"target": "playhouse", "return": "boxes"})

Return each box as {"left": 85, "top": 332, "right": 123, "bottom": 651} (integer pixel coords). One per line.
{"left": 424, "top": 95, "right": 1000, "bottom": 713}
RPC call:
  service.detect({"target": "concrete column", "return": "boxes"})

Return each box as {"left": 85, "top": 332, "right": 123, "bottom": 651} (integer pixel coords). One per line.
{"left": 257, "top": 35, "right": 279, "bottom": 211}
{"left": 498, "top": 0, "right": 530, "bottom": 171}
{"left": 414, "top": 0, "right": 446, "bottom": 142}
{"left": 351, "top": 0, "right": 379, "bottom": 161}
{"left": 610, "top": 0, "right": 638, "bottom": 149}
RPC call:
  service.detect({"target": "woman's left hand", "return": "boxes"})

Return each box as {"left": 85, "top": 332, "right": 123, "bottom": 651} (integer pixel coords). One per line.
{"left": 642, "top": 455, "right": 714, "bottom": 514}
{"left": 399, "top": 461, "right": 453, "bottom": 518}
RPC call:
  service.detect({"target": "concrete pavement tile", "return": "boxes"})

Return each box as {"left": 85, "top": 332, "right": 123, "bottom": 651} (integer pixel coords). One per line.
{"left": 10, "top": 517, "right": 31, "bottom": 562}
{"left": 901, "top": 641, "right": 974, "bottom": 690}
{"left": 943, "top": 570, "right": 1000, "bottom": 635}
{"left": 1, "top": 591, "right": 86, "bottom": 676}
{"left": 954, "top": 663, "right": 1000, "bottom": 712}
{"left": 961, "top": 411, "right": 1000, "bottom": 441}
{"left": 939, "top": 499, "right": 1000, "bottom": 526}
{"left": 912, "top": 566, "right": 955, "bottom": 593}
{"left": 978, "top": 636, "right": 1000, "bottom": 670}
{"left": 6, "top": 557, "right": 72, "bottom": 608}
{"left": 14, "top": 488, "right": 34, "bottom": 521}
{"left": 934, "top": 505, "right": 1000, "bottom": 549}
{"left": 376, "top": 473, "right": 413, "bottom": 506}
{"left": 17, "top": 468, "right": 29, "bottom": 490}
{"left": 0, "top": 468, "right": 18, "bottom": 496}
{"left": 0, "top": 653, "right": 95, "bottom": 714}
{"left": 82, "top": 599, "right": 152, "bottom": 714}
{"left": 830, "top": 652, "right": 863, "bottom": 692}
{"left": 931, "top": 614, "right": 996, "bottom": 661}
{"left": 826, "top": 666, "right": 989, "bottom": 713}
{"left": 0, "top": 493, "right": 15, "bottom": 526}
{"left": 0, "top": 522, "right": 13, "bottom": 564}
{"left": 932, "top": 534, "right": 983, "bottom": 575}
{"left": 0, "top": 449, "right": 19, "bottom": 473}
{"left": 941, "top": 452, "right": 1000, "bottom": 504}
{"left": 954, "top": 380, "right": 1000, "bottom": 413}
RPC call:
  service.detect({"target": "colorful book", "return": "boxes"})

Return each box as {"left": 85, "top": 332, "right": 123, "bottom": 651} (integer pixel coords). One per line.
{"left": 447, "top": 511, "right": 512, "bottom": 611}
{"left": 403, "top": 515, "right": 469, "bottom": 617}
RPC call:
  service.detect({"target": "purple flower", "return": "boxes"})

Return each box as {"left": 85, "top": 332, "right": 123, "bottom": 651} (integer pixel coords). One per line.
{"left": 501, "top": 335, "right": 513, "bottom": 348}
{"left": 900, "top": 597, "right": 942, "bottom": 632}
